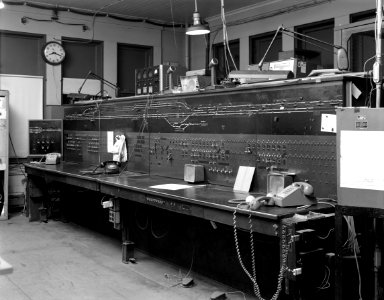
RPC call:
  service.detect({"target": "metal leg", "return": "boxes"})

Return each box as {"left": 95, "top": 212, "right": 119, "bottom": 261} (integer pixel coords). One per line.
{"left": 121, "top": 201, "right": 135, "bottom": 264}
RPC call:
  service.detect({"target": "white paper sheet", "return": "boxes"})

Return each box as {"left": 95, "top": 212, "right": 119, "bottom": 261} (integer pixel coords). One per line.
{"left": 233, "top": 166, "right": 255, "bottom": 192}
{"left": 321, "top": 114, "right": 336, "bottom": 133}
{"left": 107, "top": 131, "right": 114, "bottom": 153}
{"left": 340, "top": 130, "right": 384, "bottom": 190}
{"left": 150, "top": 184, "right": 194, "bottom": 190}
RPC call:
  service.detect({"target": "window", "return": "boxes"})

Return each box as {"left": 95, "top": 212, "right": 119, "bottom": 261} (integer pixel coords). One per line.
{"left": 117, "top": 44, "right": 153, "bottom": 97}
{"left": 249, "top": 31, "right": 282, "bottom": 66}
{"left": 295, "top": 19, "right": 335, "bottom": 69}
{"left": 350, "top": 9, "right": 376, "bottom": 23}
{"left": 212, "top": 39, "right": 239, "bottom": 82}
{"left": 61, "top": 39, "right": 103, "bottom": 104}
{"left": 0, "top": 31, "right": 45, "bottom": 76}
{"left": 62, "top": 39, "right": 103, "bottom": 78}
{"left": 350, "top": 31, "right": 380, "bottom": 72}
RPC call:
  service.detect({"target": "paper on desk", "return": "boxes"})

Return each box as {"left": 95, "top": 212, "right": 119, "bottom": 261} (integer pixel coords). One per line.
{"left": 340, "top": 130, "right": 384, "bottom": 191}
{"left": 150, "top": 184, "right": 194, "bottom": 190}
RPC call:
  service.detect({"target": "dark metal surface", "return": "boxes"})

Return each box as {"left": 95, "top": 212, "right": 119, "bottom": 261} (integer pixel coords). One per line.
{"left": 25, "top": 162, "right": 333, "bottom": 234}
{"left": 60, "top": 76, "right": 355, "bottom": 199}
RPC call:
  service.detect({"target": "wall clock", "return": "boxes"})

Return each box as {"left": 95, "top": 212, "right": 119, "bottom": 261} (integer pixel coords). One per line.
{"left": 42, "top": 41, "right": 66, "bottom": 65}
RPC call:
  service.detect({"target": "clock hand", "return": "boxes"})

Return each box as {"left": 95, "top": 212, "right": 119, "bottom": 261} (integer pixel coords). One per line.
{"left": 49, "top": 52, "right": 63, "bottom": 57}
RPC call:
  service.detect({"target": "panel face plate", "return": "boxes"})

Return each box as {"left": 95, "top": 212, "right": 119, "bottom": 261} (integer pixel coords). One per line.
{"left": 64, "top": 79, "right": 344, "bottom": 198}
{"left": 337, "top": 107, "right": 384, "bottom": 208}
{"left": 29, "top": 120, "right": 62, "bottom": 156}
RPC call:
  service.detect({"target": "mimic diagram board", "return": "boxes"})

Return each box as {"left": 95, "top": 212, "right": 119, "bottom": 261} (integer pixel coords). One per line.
{"left": 0, "top": 91, "right": 9, "bottom": 220}
{"left": 63, "top": 77, "right": 348, "bottom": 198}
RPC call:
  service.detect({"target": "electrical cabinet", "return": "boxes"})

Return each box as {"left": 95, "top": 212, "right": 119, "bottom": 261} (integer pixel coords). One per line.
{"left": 0, "top": 90, "right": 9, "bottom": 220}
{"left": 337, "top": 107, "right": 384, "bottom": 209}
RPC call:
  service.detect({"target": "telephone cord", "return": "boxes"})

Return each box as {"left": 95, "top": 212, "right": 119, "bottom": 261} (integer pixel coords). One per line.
{"left": 233, "top": 207, "right": 290, "bottom": 300}
{"left": 248, "top": 214, "right": 262, "bottom": 297}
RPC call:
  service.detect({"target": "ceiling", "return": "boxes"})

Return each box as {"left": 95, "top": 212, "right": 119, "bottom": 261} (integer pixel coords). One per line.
{"left": 6, "top": 0, "right": 265, "bottom": 26}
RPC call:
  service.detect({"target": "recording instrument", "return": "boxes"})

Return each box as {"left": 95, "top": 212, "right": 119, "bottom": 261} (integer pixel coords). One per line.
{"left": 135, "top": 64, "right": 185, "bottom": 95}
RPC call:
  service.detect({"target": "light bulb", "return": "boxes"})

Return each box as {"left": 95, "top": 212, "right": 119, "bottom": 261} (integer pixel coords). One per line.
{"left": 0, "top": 1, "right": 5, "bottom": 9}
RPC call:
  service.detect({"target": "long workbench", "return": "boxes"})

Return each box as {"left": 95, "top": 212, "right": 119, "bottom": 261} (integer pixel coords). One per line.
{"left": 25, "top": 161, "right": 335, "bottom": 299}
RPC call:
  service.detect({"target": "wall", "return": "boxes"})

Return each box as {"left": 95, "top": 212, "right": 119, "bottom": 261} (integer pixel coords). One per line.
{"left": 0, "top": 4, "right": 186, "bottom": 118}
{"left": 190, "top": 0, "right": 377, "bottom": 70}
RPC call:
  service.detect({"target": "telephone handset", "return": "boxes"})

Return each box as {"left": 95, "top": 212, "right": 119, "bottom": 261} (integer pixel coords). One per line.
{"left": 100, "top": 160, "right": 121, "bottom": 174}
{"left": 274, "top": 182, "right": 315, "bottom": 207}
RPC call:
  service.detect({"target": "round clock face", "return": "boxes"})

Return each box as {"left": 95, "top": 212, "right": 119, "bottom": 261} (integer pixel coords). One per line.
{"left": 42, "top": 41, "right": 66, "bottom": 65}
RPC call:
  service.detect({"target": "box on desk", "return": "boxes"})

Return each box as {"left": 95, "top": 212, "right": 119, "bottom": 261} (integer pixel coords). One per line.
{"left": 184, "top": 164, "right": 204, "bottom": 183}
{"left": 180, "top": 75, "right": 211, "bottom": 92}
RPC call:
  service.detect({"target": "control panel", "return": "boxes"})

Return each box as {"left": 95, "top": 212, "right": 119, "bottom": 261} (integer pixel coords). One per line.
{"left": 29, "top": 119, "right": 62, "bottom": 156}
{"left": 63, "top": 77, "right": 347, "bottom": 198}
{"left": 135, "top": 64, "right": 186, "bottom": 95}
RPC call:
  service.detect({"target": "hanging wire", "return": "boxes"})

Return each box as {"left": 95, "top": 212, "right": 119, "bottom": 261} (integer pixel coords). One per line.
{"left": 168, "top": 0, "right": 178, "bottom": 51}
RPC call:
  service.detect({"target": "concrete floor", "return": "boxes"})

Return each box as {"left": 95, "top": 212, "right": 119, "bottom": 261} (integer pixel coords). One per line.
{"left": 0, "top": 211, "right": 251, "bottom": 300}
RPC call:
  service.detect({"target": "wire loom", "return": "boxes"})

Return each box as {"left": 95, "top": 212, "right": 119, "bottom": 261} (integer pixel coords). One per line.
{"left": 4, "top": 0, "right": 186, "bottom": 28}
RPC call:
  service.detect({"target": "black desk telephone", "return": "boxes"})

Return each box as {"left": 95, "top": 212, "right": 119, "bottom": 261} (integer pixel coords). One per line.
{"left": 100, "top": 160, "right": 121, "bottom": 174}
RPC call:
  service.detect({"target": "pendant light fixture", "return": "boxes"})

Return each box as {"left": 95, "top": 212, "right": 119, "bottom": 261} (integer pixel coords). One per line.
{"left": 186, "top": 0, "right": 210, "bottom": 35}
{"left": 0, "top": 0, "right": 5, "bottom": 9}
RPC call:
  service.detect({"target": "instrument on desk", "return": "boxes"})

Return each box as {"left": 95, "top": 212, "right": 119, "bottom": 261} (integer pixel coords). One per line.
{"left": 244, "top": 182, "right": 316, "bottom": 210}
{"left": 45, "top": 153, "right": 61, "bottom": 165}
{"left": 100, "top": 160, "right": 121, "bottom": 174}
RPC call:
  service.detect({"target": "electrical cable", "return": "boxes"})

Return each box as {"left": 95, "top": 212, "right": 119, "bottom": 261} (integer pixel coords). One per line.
{"left": 6, "top": 0, "right": 185, "bottom": 28}
{"left": 134, "top": 208, "right": 148, "bottom": 230}
{"left": 317, "top": 265, "right": 331, "bottom": 290}
{"left": 118, "top": 93, "right": 153, "bottom": 175}
{"left": 168, "top": 0, "right": 178, "bottom": 52}
{"left": 343, "top": 215, "right": 363, "bottom": 300}
{"left": 233, "top": 205, "right": 290, "bottom": 300}
{"left": 317, "top": 228, "right": 334, "bottom": 240}
{"left": 150, "top": 218, "right": 169, "bottom": 239}
{"left": 8, "top": 134, "right": 27, "bottom": 178}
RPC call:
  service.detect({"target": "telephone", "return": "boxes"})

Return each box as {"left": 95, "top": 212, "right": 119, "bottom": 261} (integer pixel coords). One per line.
{"left": 45, "top": 153, "right": 61, "bottom": 165}
{"left": 244, "top": 182, "right": 316, "bottom": 210}
{"left": 273, "top": 182, "right": 315, "bottom": 207}
{"left": 100, "top": 160, "right": 121, "bottom": 174}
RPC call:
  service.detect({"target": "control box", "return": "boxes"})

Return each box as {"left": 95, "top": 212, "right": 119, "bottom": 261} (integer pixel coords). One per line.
{"left": 29, "top": 119, "right": 62, "bottom": 157}
{"left": 0, "top": 90, "right": 9, "bottom": 220}
{"left": 337, "top": 107, "right": 384, "bottom": 209}
{"left": 135, "top": 64, "right": 186, "bottom": 95}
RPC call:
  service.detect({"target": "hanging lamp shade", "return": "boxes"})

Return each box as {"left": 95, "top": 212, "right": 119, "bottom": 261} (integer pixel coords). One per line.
{"left": 186, "top": 0, "right": 210, "bottom": 35}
